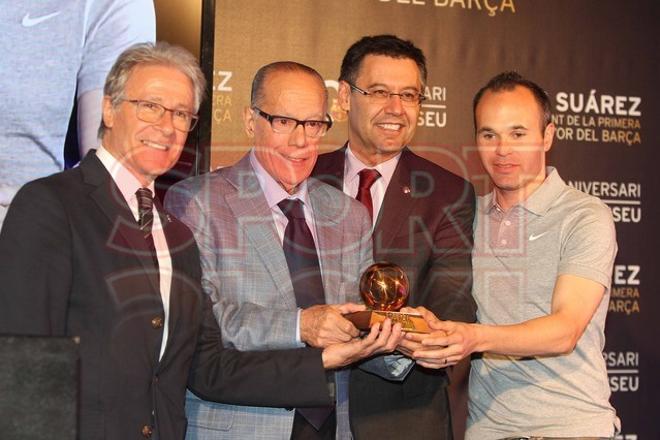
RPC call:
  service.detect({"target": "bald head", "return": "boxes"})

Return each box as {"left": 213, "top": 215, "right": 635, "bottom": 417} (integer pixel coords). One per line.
{"left": 250, "top": 61, "right": 327, "bottom": 108}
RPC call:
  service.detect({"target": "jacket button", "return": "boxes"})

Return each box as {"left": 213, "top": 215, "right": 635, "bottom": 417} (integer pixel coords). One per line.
{"left": 141, "top": 425, "right": 153, "bottom": 438}
{"left": 151, "top": 316, "right": 164, "bottom": 329}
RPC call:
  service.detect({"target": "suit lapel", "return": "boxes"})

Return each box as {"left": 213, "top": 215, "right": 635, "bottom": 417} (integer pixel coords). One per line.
{"left": 81, "top": 153, "right": 163, "bottom": 369}
{"left": 373, "top": 149, "right": 417, "bottom": 258}
{"left": 313, "top": 144, "right": 347, "bottom": 191}
{"left": 224, "top": 156, "right": 298, "bottom": 309}
{"left": 308, "top": 180, "right": 343, "bottom": 303}
{"left": 82, "top": 153, "right": 160, "bottom": 293}
{"left": 318, "top": 145, "right": 418, "bottom": 259}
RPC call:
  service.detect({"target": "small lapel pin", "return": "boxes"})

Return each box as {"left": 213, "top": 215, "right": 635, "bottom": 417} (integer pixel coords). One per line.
{"left": 165, "top": 214, "right": 173, "bottom": 223}
{"left": 402, "top": 186, "right": 411, "bottom": 194}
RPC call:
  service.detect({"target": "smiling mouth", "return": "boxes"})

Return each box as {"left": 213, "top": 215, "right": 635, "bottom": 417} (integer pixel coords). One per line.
{"left": 142, "top": 140, "right": 170, "bottom": 151}
{"left": 281, "top": 154, "right": 309, "bottom": 163}
{"left": 376, "top": 122, "right": 404, "bottom": 132}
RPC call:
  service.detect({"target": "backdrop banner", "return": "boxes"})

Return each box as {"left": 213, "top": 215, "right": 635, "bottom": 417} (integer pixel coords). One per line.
{"left": 202, "top": 1, "right": 658, "bottom": 438}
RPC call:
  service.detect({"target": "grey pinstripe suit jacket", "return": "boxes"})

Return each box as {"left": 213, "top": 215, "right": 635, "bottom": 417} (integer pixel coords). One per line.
{"left": 165, "top": 154, "right": 373, "bottom": 440}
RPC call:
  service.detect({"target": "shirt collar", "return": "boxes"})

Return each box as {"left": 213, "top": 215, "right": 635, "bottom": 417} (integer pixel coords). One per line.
{"left": 483, "top": 167, "right": 565, "bottom": 216}
{"left": 249, "top": 149, "right": 311, "bottom": 209}
{"left": 344, "top": 144, "right": 401, "bottom": 188}
{"left": 523, "top": 167, "right": 566, "bottom": 215}
{"left": 96, "top": 145, "right": 155, "bottom": 203}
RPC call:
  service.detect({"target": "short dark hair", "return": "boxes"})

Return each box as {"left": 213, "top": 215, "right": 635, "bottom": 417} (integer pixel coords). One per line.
{"left": 472, "top": 71, "right": 552, "bottom": 132}
{"left": 339, "top": 34, "right": 427, "bottom": 87}
{"left": 250, "top": 61, "right": 327, "bottom": 107}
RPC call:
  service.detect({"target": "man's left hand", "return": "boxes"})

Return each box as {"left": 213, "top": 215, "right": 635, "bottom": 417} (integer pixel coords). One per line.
{"left": 321, "top": 318, "right": 403, "bottom": 369}
{"left": 399, "top": 306, "right": 478, "bottom": 369}
{"left": 300, "top": 303, "right": 365, "bottom": 348}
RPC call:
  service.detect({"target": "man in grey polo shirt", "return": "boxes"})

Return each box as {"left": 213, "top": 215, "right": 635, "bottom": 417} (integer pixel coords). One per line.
{"left": 404, "top": 72, "right": 619, "bottom": 439}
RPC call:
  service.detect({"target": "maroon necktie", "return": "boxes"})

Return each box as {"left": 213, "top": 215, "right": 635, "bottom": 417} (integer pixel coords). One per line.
{"left": 356, "top": 168, "right": 381, "bottom": 221}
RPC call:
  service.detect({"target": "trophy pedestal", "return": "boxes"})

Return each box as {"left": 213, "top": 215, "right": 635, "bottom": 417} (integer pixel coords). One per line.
{"left": 345, "top": 310, "right": 429, "bottom": 333}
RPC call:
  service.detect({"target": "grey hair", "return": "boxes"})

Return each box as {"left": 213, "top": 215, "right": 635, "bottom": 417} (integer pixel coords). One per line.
{"left": 98, "top": 42, "right": 206, "bottom": 138}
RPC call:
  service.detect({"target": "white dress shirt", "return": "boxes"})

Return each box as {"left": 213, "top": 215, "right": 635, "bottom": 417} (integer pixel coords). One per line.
{"left": 96, "top": 146, "right": 172, "bottom": 360}
{"left": 343, "top": 145, "right": 401, "bottom": 227}
{"left": 249, "top": 150, "right": 319, "bottom": 246}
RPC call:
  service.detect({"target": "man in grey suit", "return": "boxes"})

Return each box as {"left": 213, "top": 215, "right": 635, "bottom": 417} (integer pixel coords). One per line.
{"left": 165, "top": 61, "right": 401, "bottom": 439}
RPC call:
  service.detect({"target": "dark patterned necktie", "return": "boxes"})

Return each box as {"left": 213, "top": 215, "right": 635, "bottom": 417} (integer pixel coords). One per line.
{"left": 136, "top": 188, "right": 159, "bottom": 271}
{"left": 277, "top": 198, "right": 333, "bottom": 431}
{"left": 278, "top": 199, "right": 325, "bottom": 308}
{"left": 136, "top": 188, "right": 154, "bottom": 238}
{"left": 356, "top": 168, "right": 381, "bottom": 221}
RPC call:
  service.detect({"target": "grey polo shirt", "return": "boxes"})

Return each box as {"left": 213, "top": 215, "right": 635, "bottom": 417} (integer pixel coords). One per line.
{"left": 466, "top": 167, "right": 619, "bottom": 439}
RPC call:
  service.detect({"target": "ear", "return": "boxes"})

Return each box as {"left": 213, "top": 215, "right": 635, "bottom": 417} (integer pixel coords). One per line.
{"left": 243, "top": 106, "right": 256, "bottom": 138}
{"left": 102, "top": 96, "right": 115, "bottom": 129}
{"left": 338, "top": 81, "right": 351, "bottom": 112}
{"left": 543, "top": 122, "right": 555, "bottom": 153}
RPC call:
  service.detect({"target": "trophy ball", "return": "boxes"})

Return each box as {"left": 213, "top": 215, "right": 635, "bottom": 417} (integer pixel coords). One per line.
{"left": 359, "top": 262, "right": 410, "bottom": 311}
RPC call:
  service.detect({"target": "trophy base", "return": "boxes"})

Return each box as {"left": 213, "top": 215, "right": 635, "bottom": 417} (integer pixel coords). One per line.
{"left": 345, "top": 310, "right": 429, "bottom": 334}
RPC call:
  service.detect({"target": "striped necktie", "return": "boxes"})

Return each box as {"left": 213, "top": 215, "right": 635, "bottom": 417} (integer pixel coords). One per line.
{"left": 136, "top": 187, "right": 159, "bottom": 273}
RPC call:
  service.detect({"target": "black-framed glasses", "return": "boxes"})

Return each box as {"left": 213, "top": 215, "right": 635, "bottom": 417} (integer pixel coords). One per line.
{"left": 347, "top": 83, "right": 426, "bottom": 105}
{"left": 252, "top": 107, "right": 332, "bottom": 138}
{"left": 123, "top": 99, "right": 199, "bottom": 132}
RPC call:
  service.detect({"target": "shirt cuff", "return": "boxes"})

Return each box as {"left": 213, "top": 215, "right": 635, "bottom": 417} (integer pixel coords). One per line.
{"left": 296, "top": 308, "right": 303, "bottom": 345}
{"left": 384, "top": 354, "right": 414, "bottom": 377}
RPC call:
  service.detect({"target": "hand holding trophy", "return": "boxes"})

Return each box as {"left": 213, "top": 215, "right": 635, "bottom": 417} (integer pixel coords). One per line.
{"left": 345, "top": 262, "right": 429, "bottom": 333}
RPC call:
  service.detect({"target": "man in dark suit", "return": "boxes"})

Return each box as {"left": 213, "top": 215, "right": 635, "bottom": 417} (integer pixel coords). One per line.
{"left": 313, "top": 35, "right": 477, "bottom": 439}
{"left": 0, "top": 42, "right": 386, "bottom": 440}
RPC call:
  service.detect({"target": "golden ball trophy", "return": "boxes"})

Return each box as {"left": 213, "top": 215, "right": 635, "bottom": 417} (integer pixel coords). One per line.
{"left": 345, "top": 262, "right": 429, "bottom": 333}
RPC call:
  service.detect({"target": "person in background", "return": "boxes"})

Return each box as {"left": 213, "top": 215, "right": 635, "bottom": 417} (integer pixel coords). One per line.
{"left": 0, "top": 0, "right": 156, "bottom": 227}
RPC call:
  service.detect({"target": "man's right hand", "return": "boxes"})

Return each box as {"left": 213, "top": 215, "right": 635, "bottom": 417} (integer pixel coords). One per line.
{"left": 300, "top": 303, "right": 364, "bottom": 348}
{"left": 320, "top": 318, "right": 402, "bottom": 369}
{"left": 401, "top": 306, "right": 474, "bottom": 369}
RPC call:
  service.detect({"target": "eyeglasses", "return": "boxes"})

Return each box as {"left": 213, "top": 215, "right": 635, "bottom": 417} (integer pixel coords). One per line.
{"left": 123, "top": 99, "right": 199, "bottom": 132}
{"left": 252, "top": 107, "right": 332, "bottom": 138}
{"left": 348, "top": 83, "right": 426, "bottom": 105}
